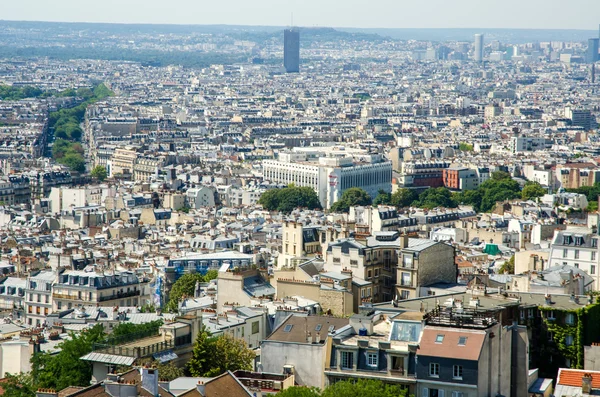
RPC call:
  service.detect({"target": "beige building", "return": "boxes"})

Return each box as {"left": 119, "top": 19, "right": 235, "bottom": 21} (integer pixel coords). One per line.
{"left": 109, "top": 146, "right": 138, "bottom": 178}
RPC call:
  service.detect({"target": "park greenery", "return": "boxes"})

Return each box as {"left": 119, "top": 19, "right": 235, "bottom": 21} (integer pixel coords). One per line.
{"left": 187, "top": 325, "right": 255, "bottom": 377}
{"left": 258, "top": 185, "right": 322, "bottom": 213}
{"left": 50, "top": 83, "right": 114, "bottom": 172}
{"left": 165, "top": 271, "right": 219, "bottom": 313}
{"left": 275, "top": 379, "right": 411, "bottom": 397}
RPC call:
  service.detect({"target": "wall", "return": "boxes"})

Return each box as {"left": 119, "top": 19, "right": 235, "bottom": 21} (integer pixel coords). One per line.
{"left": 416, "top": 243, "right": 456, "bottom": 291}
{"left": 260, "top": 341, "right": 325, "bottom": 388}
{"left": 0, "top": 342, "right": 31, "bottom": 377}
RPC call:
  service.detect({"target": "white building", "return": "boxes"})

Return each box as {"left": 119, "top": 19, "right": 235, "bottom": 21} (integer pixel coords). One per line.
{"left": 263, "top": 150, "right": 392, "bottom": 209}
{"left": 49, "top": 186, "right": 103, "bottom": 214}
{"left": 548, "top": 229, "right": 600, "bottom": 291}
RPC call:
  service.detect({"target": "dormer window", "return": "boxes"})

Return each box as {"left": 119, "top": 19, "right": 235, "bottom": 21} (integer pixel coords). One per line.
{"left": 563, "top": 235, "right": 571, "bottom": 245}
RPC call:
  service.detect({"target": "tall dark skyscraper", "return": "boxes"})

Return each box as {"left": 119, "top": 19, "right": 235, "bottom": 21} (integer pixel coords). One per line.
{"left": 587, "top": 38, "right": 599, "bottom": 64}
{"left": 284, "top": 28, "right": 300, "bottom": 73}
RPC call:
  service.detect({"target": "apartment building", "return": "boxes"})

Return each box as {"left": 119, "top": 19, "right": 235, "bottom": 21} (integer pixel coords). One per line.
{"left": 263, "top": 151, "right": 392, "bottom": 209}
{"left": 24, "top": 270, "right": 55, "bottom": 327}
{"left": 52, "top": 270, "right": 151, "bottom": 311}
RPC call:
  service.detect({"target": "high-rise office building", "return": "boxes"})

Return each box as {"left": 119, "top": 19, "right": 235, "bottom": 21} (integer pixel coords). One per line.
{"left": 587, "top": 38, "right": 599, "bottom": 64}
{"left": 284, "top": 28, "right": 300, "bottom": 73}
{"left": 474, "top": 34, "right": 484, "bottom": 62}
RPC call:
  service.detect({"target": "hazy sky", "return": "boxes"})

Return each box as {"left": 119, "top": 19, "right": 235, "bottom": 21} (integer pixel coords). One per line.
{"left": 3, "top": 0, "right": 600, "bottom": 30}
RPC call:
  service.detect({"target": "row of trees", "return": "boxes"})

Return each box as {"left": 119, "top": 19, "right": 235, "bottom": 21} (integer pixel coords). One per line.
{"left": 373, "top": 171, "right": 546, "bottom": 213}
{"left": 258, "top": 172, "right": 548, "bottom": 214}
{"left": 50, "top": 83, "right": 114, "bottom": 172}
{"left": 275, "top": 379, "right": 411, "bottom": 397}
{"left": 165, "top": 271, "right": 219, "bottom": 312}
{"left": 258, "top": 185, "right": 322, "bottom": 213}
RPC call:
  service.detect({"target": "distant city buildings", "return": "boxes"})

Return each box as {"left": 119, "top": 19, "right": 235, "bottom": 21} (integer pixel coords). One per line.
{"left": 474, "top": 33, "right": 484, "bottom": 62}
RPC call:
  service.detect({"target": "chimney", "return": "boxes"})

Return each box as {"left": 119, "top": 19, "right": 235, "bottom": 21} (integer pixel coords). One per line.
{"left": 307, "top": 332, "right": 312, "bottom": 344}
{"left": 197, "top": 381, "right": 206, "bottom": 395}
{"left": 141, "top": 366, "right": 159, "bottom": 397}
{"left": 400, "top": 233, "right": 409, "bottom": 249}
{"left": 582, "top": 373, "right": 593, "bottom": 394}
{"left": 544, "top": 294, "right": 552, "bottom": 305}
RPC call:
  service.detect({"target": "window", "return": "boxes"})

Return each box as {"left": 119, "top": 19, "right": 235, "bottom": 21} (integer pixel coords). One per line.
{"left": 283, "top": 324, "right": 293, "bottom": 332}
{"left": 453, "top": 365, "right": 463, "bottom": 379}
{"left": 423, "top": 389, "right": 441, "bottom": 397}
{"left": 566, "top": 313, "right": 575, "bottom": 325}
{"left": 593, "top": 252, "right": 597, "bottom": 261}
{"left": 520, "top": 310, "right": 525, "bottom": 320}
{"left": 594, "top": 239, "right": 599, "bottom": 248}
{"left": 575, "top": 263, "right": 579, "bottom": 269}
{"left": 458, "top": 336, "right": 468, "bottom": 346}
{"left": 429, "top": 363, "right": 440, "bottom": 377}
{"left": 528, "top": 308, "right": 534, "bottom": 318}
{"left": 548, "top": 332, "right": 554, "bottom": 342}
{"left": 435, "top": 334, "right": 445, "bottom": 343}
{"left": 452, "top": 392, "right": 464, "bottom": 397}
{"left": 566, "top": 335, "right": 574, "bottom": 346}
{"left": 547, "top": 311, "right": 555, "bottom": 320}
{"left": 315, "top": 324, "right": 322, "bottom": 332}
{"left": 367, "top": 352, "right": 378, "bottom": 367}
{"left": 367, "top": 270, "right": 372, "bottom": 279}
{"left": 341, "top": 351, "right": 354, "bottom": 369}
{"left": 566, "top": 358, "right": 572, "bottom": 368}
{"left": 593, "top": 265, "right": 597, "bottom": 275}
{"left": 252, "top": 321, "right": 259, "bottom": 334}
{"left": 575, "top": 250, "right": 580, "bottom": 259}
{"left": 563, "top": 249, "right": 568, "bottom": 258}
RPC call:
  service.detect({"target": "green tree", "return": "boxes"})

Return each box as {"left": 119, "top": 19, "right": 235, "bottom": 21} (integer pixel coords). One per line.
{"left": 205, "top": 334, "right": 255, "bottom": 376}
{"left": 373, "top": 189, "right": 391, "bottom": 206}
{"left": 156, "top": 361, "right": 185, "bottom": 381}
{"left": 187, "top": 325, "right": 214, "bottom": 376}
{"left": 459, "top": 143, "right": 474, "bottom": 151}
{"left": 258, "top": 186, "right": 322, "bottom": 213}
{"left": 91, "top": 165, "right": 108, "bottom": 181}
{"left": 454, "top": 189, "right": 484, "bottom": 212}
{"left": 321, "top": 379, "right": 409, "bottom": 397}
{"left": 58, "top": 152, "right": 86, "bottom": 173}
{"left": 165, "top": 273, "right": 206, "bottom": 312}
{"left": 522, "top": 182, "right": 546, "bottom": 200}
{"left": 330, "top": 188, "right": 372, "bottom": 213}
{"left": 414, "top": 187, "right": 457, "bottom": 209}
{"left": 587, "top": 201, "right": 599, "bottom": 212}
{"left": 498, "top": 255, "right": 515, "bottom": 274}
{"left": 204, "top": 269, "right": 219, "bottom": 281}
{"left": 275, "top": 386, "right": 321, "bottom": 397}
{"left": 2, "top": 373, "right": 35, "bottom": 397}
{"left": 390, "top": 188, "right": 418, "bottom": 208}
{"left": 31, "top": 324, "right": 105, "bottom": 390}
{"left": 188, "top": 327, "right": 254, "bottom": 377}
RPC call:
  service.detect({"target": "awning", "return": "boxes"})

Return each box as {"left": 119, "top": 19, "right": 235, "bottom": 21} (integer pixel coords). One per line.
{"left": 153, "top": 349, "right": 178, "bottom": 363}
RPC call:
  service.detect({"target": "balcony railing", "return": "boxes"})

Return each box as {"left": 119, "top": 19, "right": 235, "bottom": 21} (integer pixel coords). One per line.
{"left": 99, "top": 290, "right": 140, "bottom": 302}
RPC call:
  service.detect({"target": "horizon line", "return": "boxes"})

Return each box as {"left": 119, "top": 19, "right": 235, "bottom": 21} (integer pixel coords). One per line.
{"left": 0, "top": 19, "right": 599, "bottom": 33}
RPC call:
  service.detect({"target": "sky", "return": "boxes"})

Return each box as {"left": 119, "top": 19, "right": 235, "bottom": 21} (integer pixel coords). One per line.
{"left": 3, "top": 0, "right": 600, "bottom": 30}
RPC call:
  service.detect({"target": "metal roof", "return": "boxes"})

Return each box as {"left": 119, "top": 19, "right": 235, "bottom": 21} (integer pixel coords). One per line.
{"left": 80, "top": 352, "right": 136, "bottom": 366}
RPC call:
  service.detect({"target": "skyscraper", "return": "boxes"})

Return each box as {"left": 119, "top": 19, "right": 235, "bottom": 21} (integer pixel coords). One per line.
{"left": 284, "top": 28, "right": 300, "bottom": 73}
{"left": 474, "top": 34, "right": 484, "bottom": 62}
{"left": 587, "top": 38, "right": 599, "bottom": 64}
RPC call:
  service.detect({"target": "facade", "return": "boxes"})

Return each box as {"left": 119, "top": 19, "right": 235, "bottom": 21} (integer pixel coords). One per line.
{"left": 443, "top": 167, "right": 480, "bottom": 191}
{"left": 24, "top": 270, "right": 56, "bottom": 327}
{"left": 284, "top": 28, "right": 300, "bottom": 73}
{"left": 399, "top": 161, "right": 449, "bottom": 188}
{"left": 547, "top": 230, "right": 600, "bottom": 291}
{"left": 52, "top": 270, "right": 151, "bottom": 311}
{"left": 396, "top": 237, "right": 456, "bottom": 300}
{"left": 565, "top": 107, "right": 596, "bottom": 131}
{"left": 263, "top": 153, "right": 392, "bottom": 209}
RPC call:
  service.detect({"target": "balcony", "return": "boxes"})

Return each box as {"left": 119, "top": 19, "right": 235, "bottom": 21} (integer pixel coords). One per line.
{"left": 99, "top": 290, "right": 140, "bottom": 302}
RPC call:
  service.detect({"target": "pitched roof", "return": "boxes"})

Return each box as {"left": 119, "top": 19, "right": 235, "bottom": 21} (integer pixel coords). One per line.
{"left": 266, "top": 315, "right": 349, "bottom": 344}
{"left": 557, "top": 368, "right": 600, "bottom": 388}
{"left": 417, "top": 326, "right": 486, "bottom": 361}
{"left": 203, "top": 371, "right": 252, "bottom": 397}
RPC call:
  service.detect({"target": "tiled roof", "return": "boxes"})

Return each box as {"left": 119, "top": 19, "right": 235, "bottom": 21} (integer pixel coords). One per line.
{"left": 558, "top": 368, "right": 600, "bottom": 388}
{"left": 417, "top": 326, "right": 486, "bottom": 361}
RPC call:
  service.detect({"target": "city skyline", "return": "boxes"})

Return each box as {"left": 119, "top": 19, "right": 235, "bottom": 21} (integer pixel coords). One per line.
{"left": 3, "top": 0, "right": 600, "bottom": 30}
